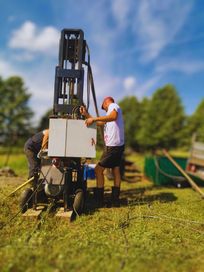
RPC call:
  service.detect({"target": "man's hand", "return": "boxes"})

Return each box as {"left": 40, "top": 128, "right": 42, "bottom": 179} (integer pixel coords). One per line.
{"left": 37, "top": 149, "right": 48, "bottom": 159}
{"left": 85, "top": 117, "right": 95, "bottom": 126}
{"left": 80, "top": 106, "right": 88, "bottom": 117}
{"left": 37, "top": 150, "right": 43, "bottom": 159}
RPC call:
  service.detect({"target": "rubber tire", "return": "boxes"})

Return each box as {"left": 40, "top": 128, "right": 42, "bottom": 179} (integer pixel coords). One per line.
{"left": 70, "top": 189, "right": 84, "bottom": 222}
{"left": 19, "top": 188, "right": 33, "bottom": 213}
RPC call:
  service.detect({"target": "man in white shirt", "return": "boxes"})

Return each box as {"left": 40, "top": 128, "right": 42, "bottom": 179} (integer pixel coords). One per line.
{"left": 80, "top": 96, "right": 125, "bottom": 207}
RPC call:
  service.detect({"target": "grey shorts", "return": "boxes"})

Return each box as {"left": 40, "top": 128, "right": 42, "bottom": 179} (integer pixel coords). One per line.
{"left": 98, "top": 145, "right": 125, "bottom": 168}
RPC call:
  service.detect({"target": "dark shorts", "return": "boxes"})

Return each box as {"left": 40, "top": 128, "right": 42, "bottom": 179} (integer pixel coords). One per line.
{"left": 99, "top": 145, "right": 125, "bottom": 168}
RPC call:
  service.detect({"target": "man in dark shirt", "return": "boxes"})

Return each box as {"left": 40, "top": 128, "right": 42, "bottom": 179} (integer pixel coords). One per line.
{"left": 24, "top": 129, "right": 49, "bottom": 178}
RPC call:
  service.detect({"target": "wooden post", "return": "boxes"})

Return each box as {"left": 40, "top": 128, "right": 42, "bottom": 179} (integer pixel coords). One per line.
{"left": 163, "top": 149, "right": 204, "bottom": 198}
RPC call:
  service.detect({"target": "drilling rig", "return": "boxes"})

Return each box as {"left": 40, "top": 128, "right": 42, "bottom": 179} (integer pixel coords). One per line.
{"left": 20, "top": 29, "right": 99, "bottom": 220}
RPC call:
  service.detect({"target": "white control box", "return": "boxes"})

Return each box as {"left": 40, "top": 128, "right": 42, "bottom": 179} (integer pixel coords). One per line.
{"left": 48, "top": 119, "right": 97, "bottom": 158}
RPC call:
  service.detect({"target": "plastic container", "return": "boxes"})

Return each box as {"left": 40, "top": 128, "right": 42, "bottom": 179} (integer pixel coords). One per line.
{"left": 83, "top": 164, "right": 96, "bottom": 180}
{"left": 144, "top": 156, "right": 187, "bottom": 185}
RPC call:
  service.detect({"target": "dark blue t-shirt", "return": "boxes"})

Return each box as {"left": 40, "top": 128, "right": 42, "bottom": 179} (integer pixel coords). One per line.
{"left": 24, "top": 131, "right": 44, "bottom": 154}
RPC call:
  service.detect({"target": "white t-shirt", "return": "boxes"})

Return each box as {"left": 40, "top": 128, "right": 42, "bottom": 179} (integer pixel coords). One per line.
{"left": 104, "top": 103, "right": 124, "bottom": 146}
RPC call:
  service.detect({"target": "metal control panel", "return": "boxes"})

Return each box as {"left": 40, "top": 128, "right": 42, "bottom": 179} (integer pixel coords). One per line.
{"left": 48, "top": 118, "right": 96, "bottom": 158}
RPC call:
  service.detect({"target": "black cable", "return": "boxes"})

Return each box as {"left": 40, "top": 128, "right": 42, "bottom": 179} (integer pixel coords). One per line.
{"left": 83, "top": 46, "right": 104, "bottom": 146}
{"left": 72, "top": 105, "right": 80, "bottom": 119}
{"left": 86, "top": 44, "right": 91, "bottom": 110}
{"left": 87, "top": 62, "right": 105, "bottom": 147}
{"left": 83, "top": 44, "right": 99, "bottom": 118}
{"left": 88, "top": 63, "right": 100, "bottom": 117}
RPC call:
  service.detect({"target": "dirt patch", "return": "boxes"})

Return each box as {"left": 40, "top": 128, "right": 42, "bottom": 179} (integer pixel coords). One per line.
{"left": 0, "top": 167, "right": 17, "bottom": 177}
{"left": 0, "top": 176, "right": 23, "bottom": 187}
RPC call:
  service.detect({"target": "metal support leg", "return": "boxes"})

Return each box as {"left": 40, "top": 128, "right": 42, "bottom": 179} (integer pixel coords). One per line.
{"left": 63, "top": 168, "right": 72, "bottom": 211}
{"left": 33, "top": 172, "right": 39, "bottom": 210}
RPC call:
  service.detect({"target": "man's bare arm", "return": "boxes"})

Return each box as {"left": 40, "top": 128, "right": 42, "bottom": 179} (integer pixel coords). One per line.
{"left": 85, "top": 110, "right": 118, "bottom": 126}
{"left": 94, "top": 110, "right": 118, "bottom": 122}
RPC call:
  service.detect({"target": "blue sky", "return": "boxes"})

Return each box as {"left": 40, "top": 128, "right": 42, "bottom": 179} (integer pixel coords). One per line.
{"left": 1, "top": 0, "right": 204, "bottom": 123}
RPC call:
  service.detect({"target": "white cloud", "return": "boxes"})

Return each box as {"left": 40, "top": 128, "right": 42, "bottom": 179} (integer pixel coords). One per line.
{"left": 11, "top": 52, "right": 35, "bottom": 62}
{"left": 91, "top": 62, "right": 160, "bottom": 106}
{"left": 27, "top": 76, "right": 53, "bottom": 124}
{"left": 8, "top": 21, "right": 60, "bottom": 56}
{"left": 90, "top": 62, "right": 121, "bottom": 101}
{"left": 123, "top": 76, "right": 137, "bottom": 91}
{"left": 0, "top": 56, "right": 54, "bottom": 125}
{"left": 3, "top": 2, "right": 195, "bottom": 124}
{"left": 0, "top": 55, "right": 121, "bottom": 123}
{"left": 156, "top": 59, "right": 204, "bottom": 75}
{"left": 111, "top": 0, "right": 131, "bottom": 28}
{"left": 133, "top": 0, "right": 193, "bottom": 62}
{"left": 0, "top": 58, "right": 17, "bottom": 78}
{"left": 122, "top": 74, "right": 160, "bottom": 99}
{"left": 134, "top": 75, "right": 161, "bottom": 98}
{"left": 78, "top": 0, "right": 193, "bottom": 68}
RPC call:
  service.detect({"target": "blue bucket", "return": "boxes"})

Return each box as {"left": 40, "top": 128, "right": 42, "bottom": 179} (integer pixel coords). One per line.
{"left": 83, "top": 164, "right": 96, "bottom": 180}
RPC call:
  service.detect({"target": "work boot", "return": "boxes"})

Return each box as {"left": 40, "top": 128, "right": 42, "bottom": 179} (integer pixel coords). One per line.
{"left": 93, "top": 187, "right": 104, "bottom": 208}
{"left": 111, "top": 186, "right": 120, "bottom": 207}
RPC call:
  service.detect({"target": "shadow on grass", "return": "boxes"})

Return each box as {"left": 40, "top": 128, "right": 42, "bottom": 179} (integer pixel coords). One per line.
{"left": 84, "top": 186, "right": 177, "bottom": 214}
{"left": 120, "top": 189, "right": 177, "bottom": 207}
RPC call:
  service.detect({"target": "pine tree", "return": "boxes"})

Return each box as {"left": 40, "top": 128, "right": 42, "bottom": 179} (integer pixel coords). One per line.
{"left": 137, "top": 84, "right": 185, "bottom": 150}
{"left": 187, "top": 99, "right": 204, "bottom": 142}
{"left": 0, "top": 76, "right": 33, "bottom": 145}
{"left": 119, "top": 96, "right": 141, "bottom": 149}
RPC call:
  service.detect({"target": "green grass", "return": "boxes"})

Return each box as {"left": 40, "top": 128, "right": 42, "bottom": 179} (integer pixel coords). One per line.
{"left": 0, "top": 152, "right": 204, "bottom": 272}
{"left": 0, "top": 148, "right": 102, "bottom": 178}
{"left": 126, "top": 151, "right": 145, "bottom": 171}
{"left": 0, "top": 153, "right": 28, "bottom": 177}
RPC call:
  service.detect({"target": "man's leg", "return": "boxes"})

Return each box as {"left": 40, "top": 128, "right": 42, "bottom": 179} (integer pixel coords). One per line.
{"left": 112, "top": 166, "right": 121, "bottom": 187}
{"left": 111, "top": 166, "right": 121, "bottom": 207}
{"left": 95, "top": 164, "right": 105, "bottom": 188}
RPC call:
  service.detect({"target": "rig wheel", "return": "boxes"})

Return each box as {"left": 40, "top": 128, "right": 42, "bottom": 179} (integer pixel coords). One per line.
{"left": 70, "top": 189, "right": 84, "bottom": 222}
{"left": 19, "top": 188, "right": 33, "bottom": 213}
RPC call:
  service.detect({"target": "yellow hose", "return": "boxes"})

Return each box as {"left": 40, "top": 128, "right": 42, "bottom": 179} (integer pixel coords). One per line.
{"left": 7, "top": 176, "right": 34, "bottom": 197}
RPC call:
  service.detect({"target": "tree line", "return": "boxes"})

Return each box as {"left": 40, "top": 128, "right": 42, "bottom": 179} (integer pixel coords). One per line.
{"left": 0, "top": 75, "right": 204, "bottom": 151}
{"left": 119, "top": 84, "right": 204, "bottom": 151}
{"left": 0, "top": 76, "right": 33, "bottom": 147}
